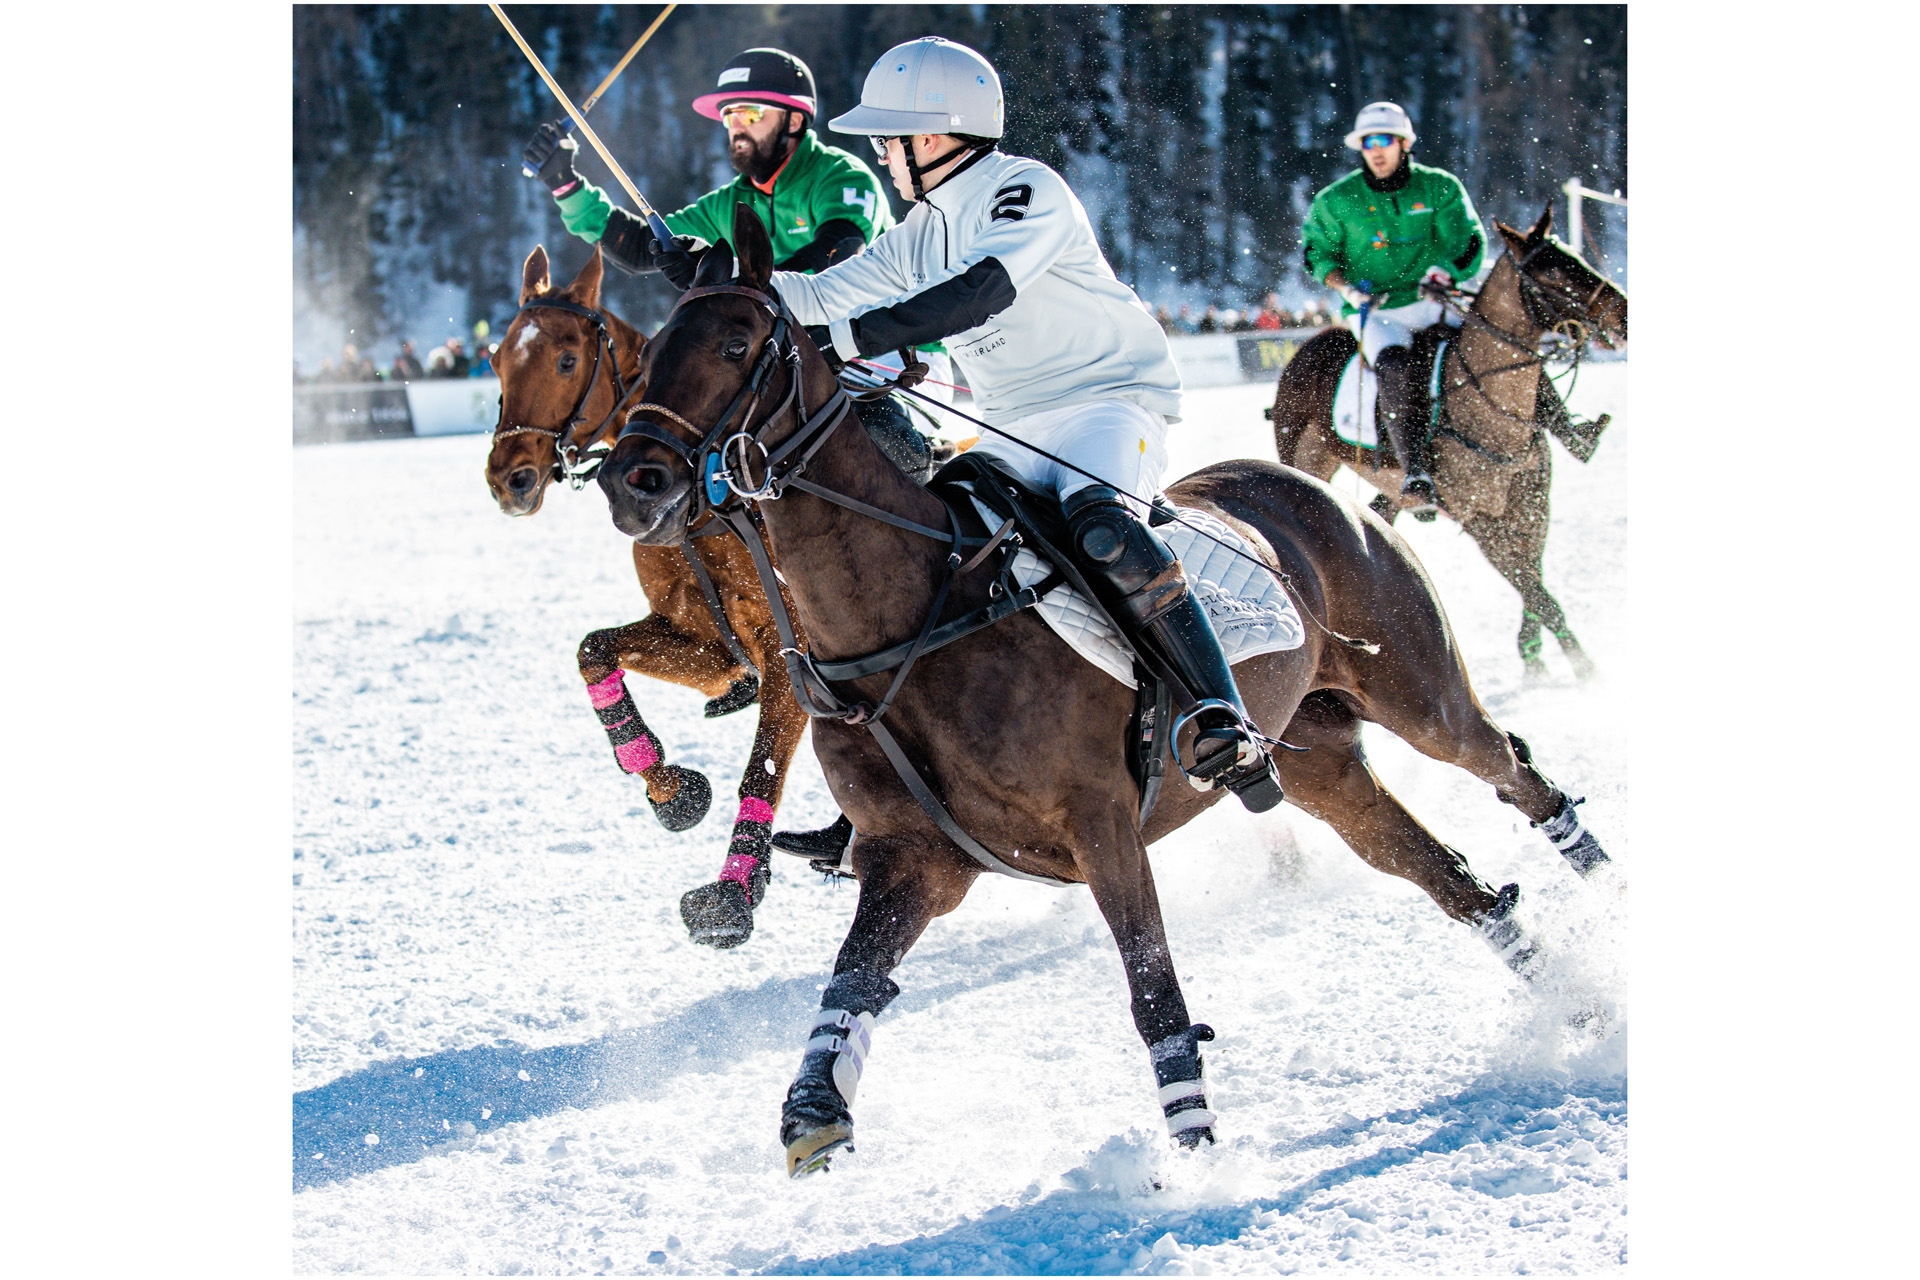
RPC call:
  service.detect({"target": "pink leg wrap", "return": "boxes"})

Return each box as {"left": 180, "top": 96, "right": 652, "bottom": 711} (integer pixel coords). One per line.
{"left": 613, "top": 735, "right": 659, "bottom": 773}
{"left": 737, "top": 796, "right": 776, "bottom": 826}
{"left": 586, "top": 670, "right": 628, "bottom": 710}
{"left": 719, "top": 852, "right": 762, "bottom": 889}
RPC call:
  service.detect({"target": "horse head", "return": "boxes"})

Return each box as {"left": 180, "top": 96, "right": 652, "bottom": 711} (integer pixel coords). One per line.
{"left": 1495, "top": 202, "right": 1628, "bottom": 350}
{"left": 485, "top": 245, "right": 643, "bottom": 515}
{"left": 599, "top": 203, "right": 839, "bottom": 544}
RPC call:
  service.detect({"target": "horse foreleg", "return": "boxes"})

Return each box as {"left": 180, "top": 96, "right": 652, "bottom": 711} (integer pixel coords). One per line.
{"left": 1276, "top": 693, "right": 1542, "bottom": 977}
{"left": 782, "top": 838, "right": 977, "bottom": 1177}
{"left": 1462, "top": 463, "right": 1596, "bottom": 681}
{"left": 678, "top": 628, "right": 814, "bottom": 949}
{"left": 578, "top": 617, "right": 738, "bottom": 830}
{"left": 1077, "top": 813, "right": 1218, "bottom": 1148}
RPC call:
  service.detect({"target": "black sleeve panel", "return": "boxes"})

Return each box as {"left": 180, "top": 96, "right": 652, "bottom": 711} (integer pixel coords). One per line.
{"left": 775, "top": 218, "right": 867, "bottom": 275}
{"left": 599, "top": 206, "right": 656, "bottom": 276}
{"left": 1452, "top": 232, "right": 1483, "bottom": 275}
{"left": 848, "top": 256, "right": 1018, "bottom": 357}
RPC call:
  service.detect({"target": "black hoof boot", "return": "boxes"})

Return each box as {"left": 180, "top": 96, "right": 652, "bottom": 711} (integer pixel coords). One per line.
{"left": 1152, "top": 1024, "right": 1218, "bottom": 1148}
{"left": 1402, "top": 472, "right": 1439, "bottom": 522}
{"left": 1367, "top": 491, "right": 1399, "bottom": 524}
{"left": 680, "top": 855, "right": 769, "bottom": 950}
{"left": 772, "top": 813, "right": 854, "bottom": 861}
{"left": 648, "top": 765, "right": 712, "bottom": 832}
{"left": 1535, "top": 794, "right": 1609, "bottom": 878}
{"left": 703, "top": 673, "right": 760, "bottom": 719}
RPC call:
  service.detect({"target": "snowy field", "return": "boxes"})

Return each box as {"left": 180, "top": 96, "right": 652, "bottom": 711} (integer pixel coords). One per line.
{"left": 292, "top": 365, "right": 1628, "bottom": 1275}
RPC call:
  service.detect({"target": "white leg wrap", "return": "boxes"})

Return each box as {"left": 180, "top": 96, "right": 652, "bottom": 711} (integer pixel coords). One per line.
{"left": 802, "top": 1009, "right": 874, "bottom": 1106}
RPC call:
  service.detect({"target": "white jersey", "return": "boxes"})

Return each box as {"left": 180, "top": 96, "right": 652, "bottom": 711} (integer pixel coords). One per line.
{"left": 772, "top": 150, "right": 1183, "bottom": 425}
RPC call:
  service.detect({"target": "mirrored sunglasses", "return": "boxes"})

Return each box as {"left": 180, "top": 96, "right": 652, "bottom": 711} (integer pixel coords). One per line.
{"left": 1360, "top": 133, "right": 1399, "bottom": 150}
{"left": 721, "top": 104, "right": 772, "bottom": 126}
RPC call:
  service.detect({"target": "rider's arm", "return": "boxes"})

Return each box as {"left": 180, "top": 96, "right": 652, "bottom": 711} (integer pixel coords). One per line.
{"left": 556, "top": 180, "right": 713, "bottom": 275}
{"left": 776, "top": 218, "right": 867, "bottom": 274}
{"left": 1433, "top": 175, "right": 1486, "bottom": 279}
{"left": 1301, "top": 191, "right": 1348, "bottom": 286}
{"left": 777, "top": 164, "right": 1076, "bottom": 359}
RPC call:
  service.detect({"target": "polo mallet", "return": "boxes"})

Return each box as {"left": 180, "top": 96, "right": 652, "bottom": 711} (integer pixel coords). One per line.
{"left": 491, "top": 2, "right": 677, "bottom": 250}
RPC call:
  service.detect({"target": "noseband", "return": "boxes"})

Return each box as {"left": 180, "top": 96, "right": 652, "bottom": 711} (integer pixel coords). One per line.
{"left": 493, "top": 295, "right": 639, "bottom": 485}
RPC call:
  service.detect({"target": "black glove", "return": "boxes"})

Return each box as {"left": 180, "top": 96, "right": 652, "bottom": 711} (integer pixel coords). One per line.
{"left": 522, "top": 120, "right": 580, "bottom": 194}
{"left": 804, "top": 324, "right": 846, "bottom": 372}
{"left": 649, "top": 234, "right": 702, "bottom": 291}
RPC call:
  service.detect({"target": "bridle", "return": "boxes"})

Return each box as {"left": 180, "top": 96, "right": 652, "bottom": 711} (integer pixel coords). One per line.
{"left": 493, "top": 295, "right": 642, "bottom": 487}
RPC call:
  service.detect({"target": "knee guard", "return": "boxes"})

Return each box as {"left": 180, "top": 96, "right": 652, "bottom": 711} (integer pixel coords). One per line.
{"left": 854, "top": 395, "right": 934, "bottom": 482}
{"left": 1062, "top": 486, "right": 1188, "bottom": 627}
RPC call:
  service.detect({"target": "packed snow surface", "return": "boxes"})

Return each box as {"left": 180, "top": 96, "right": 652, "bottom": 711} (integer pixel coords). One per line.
{"left": 293, "top": 367, "right": 1628, "bottom": 1274}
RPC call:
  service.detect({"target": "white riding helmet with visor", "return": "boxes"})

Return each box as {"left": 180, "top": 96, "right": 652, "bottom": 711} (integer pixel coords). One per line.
{"left": 1344, "top": 101, "right": 1416, "bottom": 151}
{"left": 830, "top": 37, "right": 1004, "bottom": 198}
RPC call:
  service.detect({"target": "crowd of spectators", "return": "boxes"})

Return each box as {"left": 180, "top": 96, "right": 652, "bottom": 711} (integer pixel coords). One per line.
{"left": 295, "top": 323, "right": 501, "bottom": 385}
{"left": 1151, "top": 292, "right": 1335, "bottom": 336}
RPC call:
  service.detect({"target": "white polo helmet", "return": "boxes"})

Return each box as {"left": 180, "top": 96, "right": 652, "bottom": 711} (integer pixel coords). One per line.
{"left": 830, "top": 37, "right": 1004, "bottom": 139}
{"left": 1344, "top": 101, "right": 1416, "bottom": 150}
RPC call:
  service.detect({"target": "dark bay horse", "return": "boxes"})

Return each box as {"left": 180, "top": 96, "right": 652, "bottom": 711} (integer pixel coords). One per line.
{"left": 485, "top": 244, "right": 813, "bottom": 949}
{"left": 595, "top": 206, "right": 1614, "bottom": 1177}
{"left": 1270, "top": 204, "right": 1627, "bottom": 680}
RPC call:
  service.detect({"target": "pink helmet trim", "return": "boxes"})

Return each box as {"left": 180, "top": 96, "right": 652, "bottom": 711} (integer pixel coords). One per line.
{"left": 691, "top": 90, "right": 816, "bottom": 122}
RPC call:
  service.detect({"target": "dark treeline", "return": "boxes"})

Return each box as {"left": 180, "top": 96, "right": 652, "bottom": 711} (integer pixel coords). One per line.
{"left": 294, "top": 4, "right": 1625, "bottom": 358}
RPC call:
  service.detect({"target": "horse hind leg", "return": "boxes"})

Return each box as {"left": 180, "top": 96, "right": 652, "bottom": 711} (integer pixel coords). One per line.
{"left": 1276, "top": 692, "right": 1544, "bottom": 978}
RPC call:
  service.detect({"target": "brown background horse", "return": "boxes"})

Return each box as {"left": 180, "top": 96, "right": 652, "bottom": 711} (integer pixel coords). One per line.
{"left": 485, "top": 245, "right": 812, "bottom": 949}
{"left": 1270, "top": 205, "right": 1627, "bottom": 679}
{"left": 595, "top": 206, "right": 1613, "bottom": 1175}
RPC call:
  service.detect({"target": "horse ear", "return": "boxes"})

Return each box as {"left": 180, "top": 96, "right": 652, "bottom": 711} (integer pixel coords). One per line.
{"left": 1529, "top": 201, "right": 1554, "bottom": 243}
{"left": 520, "top": 245, "right": 551, "bottom": 304}
{"left": 1495, "top": 219, "right": 1528, "bottom": 257}
{"left": 692, "top": 237, "right": 735, "bottom": 288}
{"left": 732, "top": 201, "right": 773, "bottom": 290}
{"left": 565, "top": 245, "right": 605, "bottom": 308}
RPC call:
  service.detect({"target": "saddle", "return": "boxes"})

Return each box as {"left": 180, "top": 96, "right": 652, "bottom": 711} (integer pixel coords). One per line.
{"left": 1329, "top": 323, "right": 1452, "bottom": 458}
{"left": 926, "top": 452, "right": 1304, "bottom": 825}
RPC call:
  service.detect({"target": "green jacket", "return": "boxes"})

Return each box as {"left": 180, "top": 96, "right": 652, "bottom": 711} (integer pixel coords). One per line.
{"left": 1301, "top": 160, "right": 1486, "bottom": 313}
{"left": 556, "top": 129, "right": 892, "bottom": 268}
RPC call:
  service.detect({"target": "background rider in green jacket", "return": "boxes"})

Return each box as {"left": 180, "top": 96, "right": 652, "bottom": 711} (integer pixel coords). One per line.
{"left": 521, "top": 47, "right": 947, "bottom": 479}
{"left": 1302, "top": 101, "right": 1484, "bottom": 515}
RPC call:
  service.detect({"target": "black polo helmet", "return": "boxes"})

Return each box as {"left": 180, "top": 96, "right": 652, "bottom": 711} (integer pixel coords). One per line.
{"left": 690, "top": 48, "right": 818, "bottom": 123}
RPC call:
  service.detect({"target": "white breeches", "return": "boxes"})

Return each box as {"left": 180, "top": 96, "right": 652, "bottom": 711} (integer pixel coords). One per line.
{"left": 964, "top": 398, "right": 1170, "bottom": 514}
{"left": 1350, "top": 298, "right": 1460, "bottom": 365}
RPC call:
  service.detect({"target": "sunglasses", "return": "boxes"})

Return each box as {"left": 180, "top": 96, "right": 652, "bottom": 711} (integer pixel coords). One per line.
{"left": 869, "top": 136, "right": 897, "bottom": 160}
{"left": 1360, "top": 133, "right": 1400, "bottom": 151}
{"left": 720, "top": 103, "right": 775, "bottom": 126}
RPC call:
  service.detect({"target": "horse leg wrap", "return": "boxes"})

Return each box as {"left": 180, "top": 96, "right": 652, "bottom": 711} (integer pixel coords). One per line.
{"left": 1535, "top": 793, "right": 1609, "bottom": 877}
{"left": 1150, "top": 1023, "right": 1218, "bottom": 1148}
{"left": 720, "top": 797, "right": 775, "bottom": 906}
{"left": 588, "top": 672, "right": 713, "bottom": 832}
{"left": 781, "top": 973, "right": 899, "bottom": 1177}
{"left": 1477, "top": 882, "right": 1542, "bottom": 979}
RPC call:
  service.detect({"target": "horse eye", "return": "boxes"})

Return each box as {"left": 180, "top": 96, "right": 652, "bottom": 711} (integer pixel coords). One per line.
{"left": 724, "top": 340, "right": 750, "bottom": 361}
{"left": 558, "top": 352, "right": 578, "bottom": 373}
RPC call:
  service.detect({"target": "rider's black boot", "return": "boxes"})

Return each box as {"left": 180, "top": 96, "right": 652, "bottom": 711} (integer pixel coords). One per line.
{"left": 1062, "top": 486, "right": 1284, "bottom": 813}
{"left": 1376, "top": 348, "right": 1438, "bottom": 520}
{"left": 771, "top": 813, "right": 856, "bottom": 876}
{"left": 854, "top": 395, "right": 937, "bottom": 483}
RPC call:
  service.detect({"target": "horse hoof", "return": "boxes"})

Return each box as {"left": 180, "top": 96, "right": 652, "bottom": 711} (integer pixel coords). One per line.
{"left": 680, "top": 879, "right": 754, "bottom": 949}
{"left": 1411, "top": 506, "right": 1439, "bottom": 523}
{"left": 703, "top": 673, "right": 760, "bottom": 718}
{"left": 1521, "top": 660, "right": 1551, "bottom": 687}
{"left": 785, "top": 1123, "right": 853, "bottom": 1178}
{"left": 1569, "top": 653, "right": 1599, "bottom": 682}
{"left": 648, "top": 766, "right": 712, "bottom": 832}
{"left": 1173, "top": 1125, "right": 1218, "bottom": 1151}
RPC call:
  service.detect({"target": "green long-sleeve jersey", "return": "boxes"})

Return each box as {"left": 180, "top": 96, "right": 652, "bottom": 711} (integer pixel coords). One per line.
{"left": 1301, "top": 160, "right": 1486, "bottom": 314}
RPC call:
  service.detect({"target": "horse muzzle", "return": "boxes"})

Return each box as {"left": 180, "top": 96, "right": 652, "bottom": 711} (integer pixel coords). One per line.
{"left": 489, "top": 463, "right": 557, "bottom": 516}
{"left": 598, "top": 437, "right": 694, "bottom": 543}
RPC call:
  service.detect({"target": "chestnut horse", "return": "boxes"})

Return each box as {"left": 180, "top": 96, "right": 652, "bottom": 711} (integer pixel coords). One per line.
{"left": 1270, "top": 204, "right": 1627, "bottom": 680}
{"left": 484, "top": 244, "right": 811, "bottom": 950}
{"left": 596, "top": 206, "right": 1614, "bottom": 1177}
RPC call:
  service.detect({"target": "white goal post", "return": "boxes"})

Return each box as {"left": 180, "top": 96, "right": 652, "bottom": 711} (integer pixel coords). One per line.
{"left": 1562, "top": 179, "right": 1628, "bottom": 269}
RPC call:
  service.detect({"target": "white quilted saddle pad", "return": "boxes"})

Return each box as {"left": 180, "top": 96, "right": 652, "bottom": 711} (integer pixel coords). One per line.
{"left": 972, "top": 497, "right": 1305, "bottom": 689}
